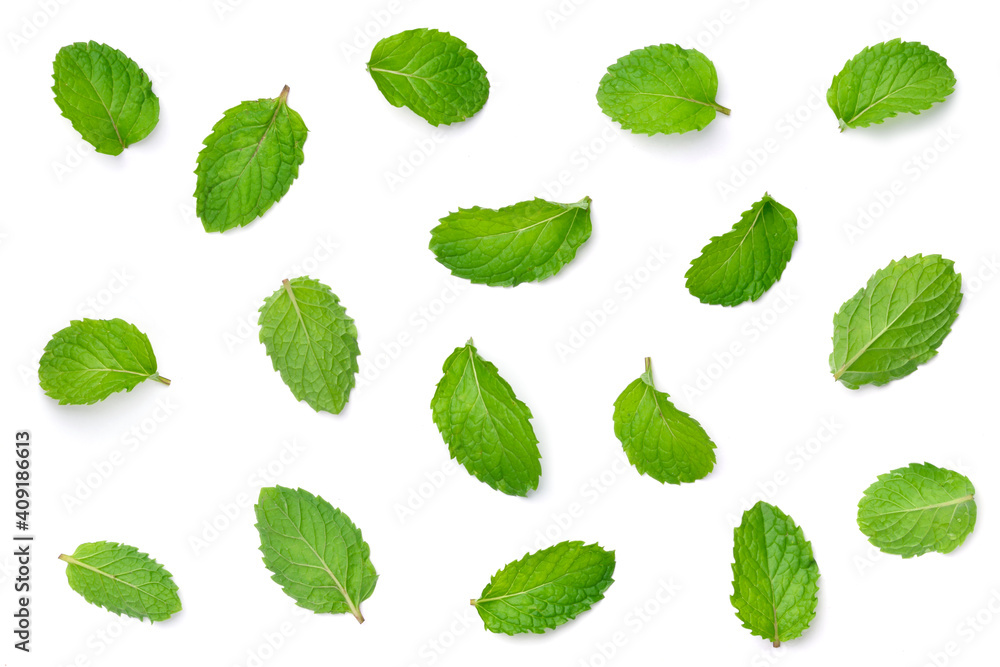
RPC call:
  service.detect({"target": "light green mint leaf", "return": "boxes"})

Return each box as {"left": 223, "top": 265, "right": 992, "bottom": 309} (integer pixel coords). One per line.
{"left": 472, "top": 541, "right": 615, "bottom": 635}
{"left": 195, "top": 85, "right": 307, "bottom": 233}
{"left": 612, "top": 357, "right": 716, "bottom": 484}
{"left": 59, "top": 541, "right": 181, "bottom": 622}
{"left": 430, "top": 197, "right": 592, "bottom": 286}
{"left": 731, "top": 502, "right": 819, "bottom": 647}
{"left": 828, "top": 39, "right": 955, "bottom": 131}
{"left": 430, "top": 339, "right": 541, "bottom": 496}
{"left": 254, "top": 486, "right": 377, "bottom": 623}
{"left": 39, "top": 318, "right": 169, "bottom": 405}
{"left": 857, "top": 462, "right": 976, "bottom": 558}
{"left": 52, "top": 41, "right": 159, "bottom": 156}
{"left": 685, "top": 193, "right": 797, "bottom": 306}
{"left": 596, "top": 44, "right": 730, "bottom": 136}
{"left": 830, "top": 254, "right": 962, "bottom": 389}
{"left": 258, "top": 277, "right": 359, "bottom": 414}
{"left": 367, "top": 28, "right": 489, "bottom": 126}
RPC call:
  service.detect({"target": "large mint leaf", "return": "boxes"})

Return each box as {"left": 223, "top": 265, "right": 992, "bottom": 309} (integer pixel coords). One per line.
{"left": 472, "top": 541, "right": 615, "bottom": 635}
{"left": 52, "top": 41, "right": 159, "bottom": 155}
{"left": 731, "top": 502, "right": 819, "bottom": 646}
{"left": 828, "top": 39, "right": 955, "bottom": 131}
{"left": 195, "top": 85, "right": 307, "bottom": 233}
{"left": 60, "top": 541, "right": 181, "bottom": 622}
{"left": 685, "top": 193, "right": 797, "bottom": 306}
{"left": 367, "top": 28, "right": 489, "bottom": 126}
{"left": 255, "top": 486, "right": 377, "bottom": 623}
{"left": 258, "top": 277, "right": 359, "bottom": 414}
{"left": 858, "top": 462, "right": 976, "bottom": 558}
{"left": 830, "top": 254, "right": 962, "bottom": 389}
{"left": 430, "top": 197, "right": 592, "bottom": 286}
{"left": 39, "top": 318, "right": 169, "bottom": 405}
{"left": 430, "top": 339, "right": 541, "bottom": 496}
{"left": 612, "top": 357, "right": 716, "bottom": 484}
{"left": 597, "top": 44, "right": 730, "bottom": 136}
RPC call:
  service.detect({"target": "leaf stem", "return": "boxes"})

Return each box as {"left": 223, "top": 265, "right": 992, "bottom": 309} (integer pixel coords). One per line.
{"left": 714, "top": 103, "right": 731, "bottom": 116}
{"left": 644, "top": 357, "right": 652, "bottom": 374}
{"left": 152, "top": 374, "right": 171, "bottom": 386}
{"left": 773, "top": 640, "right": 781, "bottom": 648}
{"left": 278, "top": 84, "right": 290, "bottom": 103}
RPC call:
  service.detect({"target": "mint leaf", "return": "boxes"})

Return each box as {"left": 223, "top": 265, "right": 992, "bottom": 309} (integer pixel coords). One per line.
{"left": 858, "top": 462, "right": 976, "bottom": 558}
{"left": 52, "top": 41, "right": 159, "bottom": 156}
{"left": 612, "top": 357, "right": 716, "bottom": 484}
{"left": 430, "top": 339, "right": 541, "bottom": 496}
{"left": 258, "top": 277, "right": 359, "bottom": 414}
{"left": 472, "top": 541, "right": 615, "bottom": 635}
{"left": 39, "top": 318, "right": 169, "bottom": 405}
{"left": 367, "top": 28, "right": 489, "bottom": 126}
{"left": 254, "top": 486, "right": 377, "bottom": 623}
{"left": 828, "top": 39, "right": 955, "bottom": 131}
{"left": 195, "top": 85, "right": 307, "bottom": 233}
{"left": 685, "top": 193, "right": 797, "bottom": 306}
{"left": 430, "top": 197, "right": 592, "bottom": 286}
{"left": 831, "top": 254, "right": 962, "bottom": 389}
{"left": 731, "top": 502, "right": 819, "bottom": 647}
{"left": 596, "top": 44, "right": 730, "bottom": 136}
{"left": 59, "top": 541, "right": 181, "bottom": 622}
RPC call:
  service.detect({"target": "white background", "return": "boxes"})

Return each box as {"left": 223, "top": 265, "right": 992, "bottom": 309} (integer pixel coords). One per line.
{"left": 1, "top": 0, "right": 998, "bottom": 665}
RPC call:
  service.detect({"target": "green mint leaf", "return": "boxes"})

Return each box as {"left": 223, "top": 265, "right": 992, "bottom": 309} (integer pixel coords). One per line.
{"left": 52, "top": 41, "right": 159, "bottom": 156}
{"left": 367, "top": 28, "right": 489, "bottom": 126}
{"left": 731, "top": 502, "right": 819, "bottom": 647}
{"left": 685, "top": 193, "right": 797, "bottom": 306}
{"left": 430, "top": 197, "right": 592, "bottom": 286}
{"left": 830, "top": 254, "right": 962, "bottom": 389}
{"left": 612, "top": 357, "right": 716, "bottom": 484}
{"left": 472, "top": 541, "right": 615, "bottom": 635}
{"left": 430, "top": 339, "right": 541, "bottom": 496}
{"left": 258, "top": 277, "right": 359, "bottom": 415}
{"left": 39, "top": 318, "right": 169, "bottom": 405}
{"left": 195, "top": 85, "right": 307, "bottom": 233}
{"left": 828, "top": 39, "right": 955, "bottom": 131}
{"left": 596, "top": 44, "right": 730, "bottom": 136}
{"left": 254, "top": 486, "right": 377, "bottom": 623}
{"left": 858, "top": 462, "right": 976, "bottom": 558}
{"left": 59, "top": 541, "right": 181, "bottom": 622}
